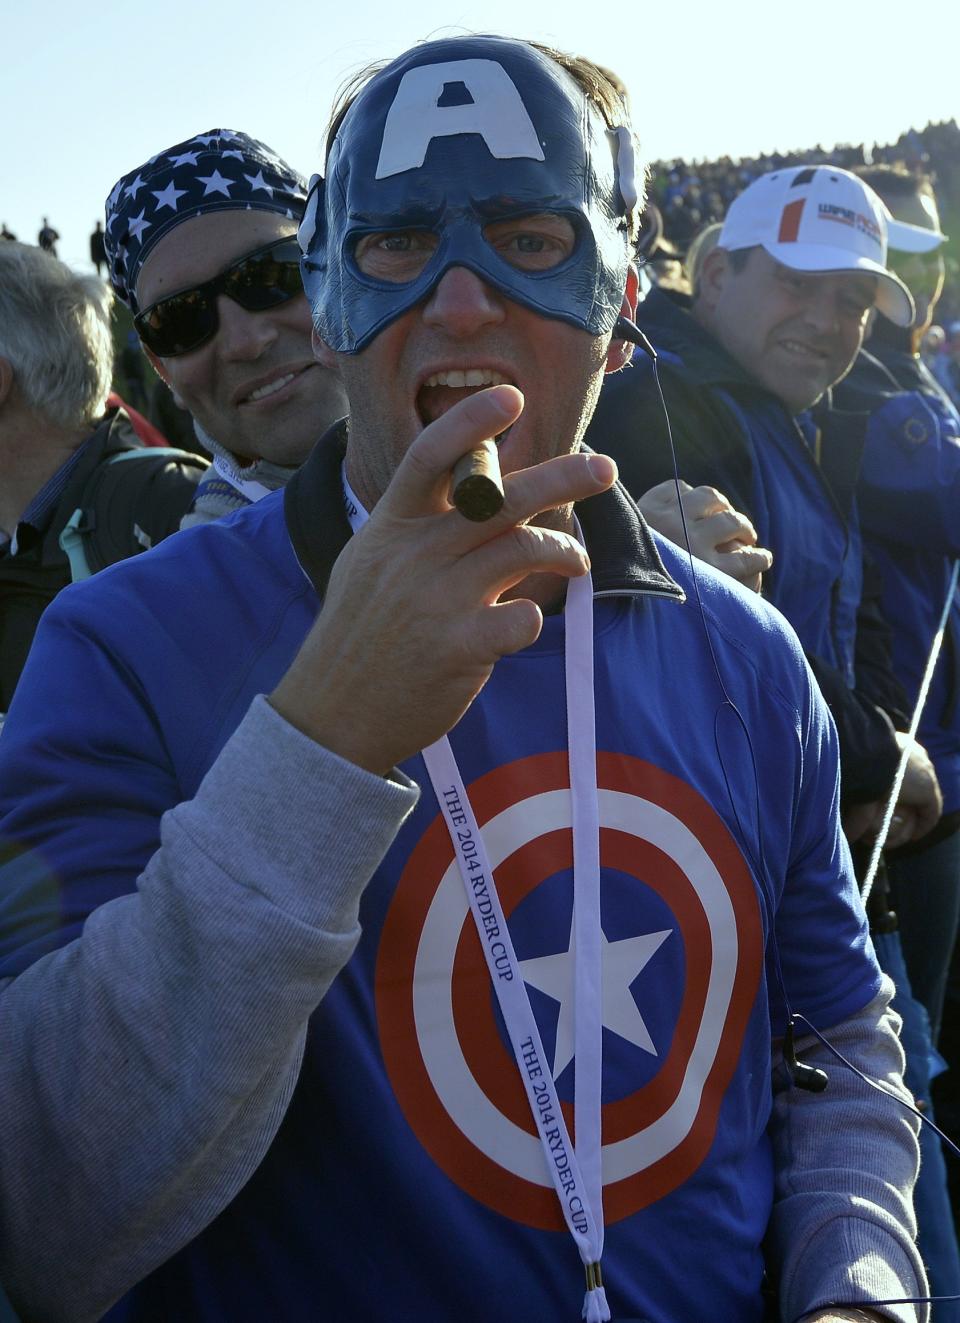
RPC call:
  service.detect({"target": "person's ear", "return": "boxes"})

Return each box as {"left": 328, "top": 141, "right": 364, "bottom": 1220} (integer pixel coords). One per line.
{"left": 0, "top": 357, "right": 15, "bottom": 408}
{"left": 604, "top": 263, "right": 640, "bottom": 374}
{"left": 312, "top": 327, "right": 342, "bottom": 373}
{"left": 697, "top": 246, "right": 731, "bottom": 313}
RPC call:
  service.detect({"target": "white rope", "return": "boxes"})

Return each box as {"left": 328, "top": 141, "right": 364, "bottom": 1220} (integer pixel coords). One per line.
{"left": 860, "top": 558, "right": 960, "bottom": 905}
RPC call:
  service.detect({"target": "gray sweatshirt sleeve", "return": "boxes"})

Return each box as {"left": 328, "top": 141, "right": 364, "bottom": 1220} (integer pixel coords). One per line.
{"left": 768, "top": 976, "right": 928, "bottom": 1323}
{"left": 0, "top": 695, "right": 419, "bottom": 1323}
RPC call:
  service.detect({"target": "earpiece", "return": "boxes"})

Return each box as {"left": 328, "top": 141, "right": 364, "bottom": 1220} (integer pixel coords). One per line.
{"left": 613, "top": 314, "right": 658, "bottom": 363}
{"left": 783, "top": 1019, "right": 829, "bottom": 1093}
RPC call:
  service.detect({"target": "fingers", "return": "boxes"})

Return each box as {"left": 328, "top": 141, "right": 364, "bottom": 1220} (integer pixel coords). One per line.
{"left": 886, "top": 809, "right": 915, "bottom": 850}
{"left": 639, "top": 481, "right": 762, "bottom": 553}
{"left": 682, "top": 485, "right": 735, "bottom": 520}
{"left": 424, "top": 446, "right": 616, "bottom": 553}
{"left": 376, "top": 387, "right": 617, "bottom": 538}
{"left": 653, "top": 479, "right": 741, "bottom": 514}
{"left": 843, "top": 799, "right": 913, "bottom": 849}
{"left": 493, "top": 451, "right": 617, "bottom": 530}
{"left": 711, "top": 543, "right": 773, "bottom": 590}
{"left": 640, "top": 478, "right": 692, "bottom": 511}
{"left": 671, "top": 483, "right": 747, "bottom": 529}
{"left": 383, "top": 385, "right": 524, "bottom": 518}
{"left": 844, "top": 776, "right": 940, "bottom": 850}
{"left": 458, "top": 520, "right": 593, "bottom": 603}
{"left": 707, "top": 508, "right": 759, "bottom": 548}
{"left": 898, "top": 742, "right": 943, "bottom": 834}
{"left": 910, "top": 791, "right": 943, "bottom": 842}
{"left": 471, "top": 598, "right": 545, "bottom": 659}
{"left": 842, "top": 801, "right": 878, "bottom": 845}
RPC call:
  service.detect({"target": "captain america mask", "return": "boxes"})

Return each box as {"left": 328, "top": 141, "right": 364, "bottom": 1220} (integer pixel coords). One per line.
{"left": 299, "top": 36, "right": 638, "bottom": 353}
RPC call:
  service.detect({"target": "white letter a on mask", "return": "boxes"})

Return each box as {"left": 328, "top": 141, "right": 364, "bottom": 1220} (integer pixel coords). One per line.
{"left": 376, "top": 59, "right": 545, "bottom": 180}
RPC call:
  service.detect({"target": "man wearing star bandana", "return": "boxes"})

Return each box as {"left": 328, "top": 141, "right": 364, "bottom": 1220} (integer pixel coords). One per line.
{"left": 0, "top": 37, "right": 926, "bottom": 1323}
{"left": 103, "top": 128, "right": 348, "bottom": 523}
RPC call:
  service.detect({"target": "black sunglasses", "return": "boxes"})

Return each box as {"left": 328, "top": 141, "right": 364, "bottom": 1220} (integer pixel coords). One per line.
{"left": 134, "top": 236, "right": 304, "bottom": 357}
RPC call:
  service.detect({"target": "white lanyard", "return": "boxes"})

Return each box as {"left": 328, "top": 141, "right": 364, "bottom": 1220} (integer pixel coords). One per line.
{"left": 342, "top": 467, "right": 609, "bottom": 1321}
{"left": 212, "top": 454, "right": 272, "bottom": 503}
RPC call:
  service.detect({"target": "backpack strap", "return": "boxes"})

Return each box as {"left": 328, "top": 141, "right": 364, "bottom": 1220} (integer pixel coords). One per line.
{"left": 58, "top": 506, "right": 96, "bottom": 582}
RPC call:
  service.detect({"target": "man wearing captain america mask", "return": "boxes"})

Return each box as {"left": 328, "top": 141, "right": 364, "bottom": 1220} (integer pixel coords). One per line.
{"left": 296, "top": 36, "right": 641, "bottom": 509}
{"left": 0, "top": 35, "right": 925, "bottom": 1323}
{"left": 299, "top": 41, "right": 634, "bottom": 350}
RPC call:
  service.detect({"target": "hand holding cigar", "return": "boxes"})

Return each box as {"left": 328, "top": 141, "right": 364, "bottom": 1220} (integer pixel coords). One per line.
{"left": 451, "top": 438, "right": 504, "bottom": 521}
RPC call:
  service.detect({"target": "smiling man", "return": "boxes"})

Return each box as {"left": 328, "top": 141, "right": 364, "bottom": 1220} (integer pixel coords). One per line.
{"left": 104, "top": 130, "right": 348, "bottom": 522}
{"left": 589, "top": 166, "right": 943, "bottom": 839}
{"left": 0, "top": 40, "right": 926, "bottom": 1323}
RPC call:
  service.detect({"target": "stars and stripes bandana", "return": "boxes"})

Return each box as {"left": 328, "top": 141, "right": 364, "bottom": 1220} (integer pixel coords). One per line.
{"left": 104, "top": 129, "right": 308, "bottom": 311}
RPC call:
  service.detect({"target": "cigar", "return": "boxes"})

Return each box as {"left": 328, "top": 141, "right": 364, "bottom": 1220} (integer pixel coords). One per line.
{"left": 451, "top": 438, "right": 505, "bottom": 522}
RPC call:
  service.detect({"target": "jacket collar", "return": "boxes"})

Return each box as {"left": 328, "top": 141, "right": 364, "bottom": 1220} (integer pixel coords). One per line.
{"left": 284, "top": 420, "right": 685, "bottom": 605}
{"left": 637, "top": 287, "right": 758, "bottom": 392}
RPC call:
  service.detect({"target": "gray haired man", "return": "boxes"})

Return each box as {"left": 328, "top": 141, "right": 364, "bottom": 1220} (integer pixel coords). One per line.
{"left": 0, "top": 241, "right": 203, "bottom": 712}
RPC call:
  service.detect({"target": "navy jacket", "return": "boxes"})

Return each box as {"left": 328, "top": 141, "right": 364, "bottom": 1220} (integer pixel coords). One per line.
{"left": 586, "top": 287, "right": 903, "bottom": 805}
{"left": 834, "top": 330, "right": 960, "bottom": 817}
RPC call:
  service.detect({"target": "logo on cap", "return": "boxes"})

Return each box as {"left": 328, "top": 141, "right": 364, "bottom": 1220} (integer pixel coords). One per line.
{"left": 778, "top": 199, "right": 806, "bottom": 243}
{"left": 817, "top": 203, "right": 882, "bottom": 251}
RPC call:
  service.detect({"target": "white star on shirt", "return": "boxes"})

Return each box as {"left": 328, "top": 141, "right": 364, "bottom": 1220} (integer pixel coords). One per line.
{"left": 106, "top": 180, "right": 124, "bottom": 211}
{"left": 168, "top": 150, "right": 200, "bottom": 168}
{"left": 194, "top": 134, "right": 218, "bottom": 147}
{"left": 197, "top": 170, "right": 234, "bottom": 197}
{"left": 151, "top": 181, "right": 187, "bottom": 213}
{"left": 519, "top": 921, "right": 672, "bottom": 1079}
{"left": 244, "top": 170, "right": 273, "bottom": 196}
{"left": 124, "top": 173, "right": 146, "bottom": 200}
{"left": 126, "top": 210, "right": 152, "bottom": 242}
{"left": 222, "top": 149, "right": 245, "bottom": 161}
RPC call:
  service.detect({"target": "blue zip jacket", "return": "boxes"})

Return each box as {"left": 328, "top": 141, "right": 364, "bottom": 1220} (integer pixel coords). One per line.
{"left": 0, "top": 425, "right": 884, "bottom": 1322}
{"left": 834, "top": 337, "right": 960, "bottom": 815}
{"left": 587, "top": 287, "right": 902, "bottom": 804}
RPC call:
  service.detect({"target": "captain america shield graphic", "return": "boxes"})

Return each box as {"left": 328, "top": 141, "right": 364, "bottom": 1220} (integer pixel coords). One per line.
{"left": 375, "top": 750, "right": 763, "bottom": 1229}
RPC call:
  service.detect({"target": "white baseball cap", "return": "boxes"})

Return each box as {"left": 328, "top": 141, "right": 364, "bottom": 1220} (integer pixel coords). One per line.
{"left": 718, "top": 166, "right": 915, "bottom": 327}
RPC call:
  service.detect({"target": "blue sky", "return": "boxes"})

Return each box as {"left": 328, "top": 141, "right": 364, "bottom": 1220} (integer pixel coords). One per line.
{"left": 4, "top": 0, "right": 957, "bottom": 272}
